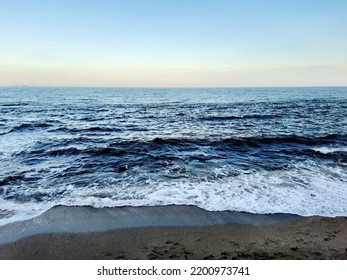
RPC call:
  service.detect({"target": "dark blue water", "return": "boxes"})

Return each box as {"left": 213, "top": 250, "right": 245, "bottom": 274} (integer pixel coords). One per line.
{"left": 0, "top": 87, "right": 346, "bottom": 224}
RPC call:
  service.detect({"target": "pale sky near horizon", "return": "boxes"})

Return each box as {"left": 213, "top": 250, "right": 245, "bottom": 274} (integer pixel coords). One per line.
{"left": 0, "top": 0, "right": 347, "bottom": 87}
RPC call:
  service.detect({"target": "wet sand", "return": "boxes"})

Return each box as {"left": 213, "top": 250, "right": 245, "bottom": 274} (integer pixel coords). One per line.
{"left": 0, "top": 206, "right": 346, "bottom": 260}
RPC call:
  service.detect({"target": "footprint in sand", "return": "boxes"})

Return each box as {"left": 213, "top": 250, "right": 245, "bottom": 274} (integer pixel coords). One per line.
{"left": 147, "top": 241, "right": 193, "bottom": 260}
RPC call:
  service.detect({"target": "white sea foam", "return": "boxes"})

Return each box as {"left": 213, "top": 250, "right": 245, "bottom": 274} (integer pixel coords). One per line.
{"left": 312, "top": 146, "right": 347, "bottom": 154}
{"left": 1, "top": 160, "right": 346, "bottom": 226}
{"left": 0, "top": 130, "right": 44, "bottom": 156}
{"left": 108, "top": 161, "right": 347, "bottom": 217}
{"left": 0, "top": 198, "right": 54, "bottom": 226}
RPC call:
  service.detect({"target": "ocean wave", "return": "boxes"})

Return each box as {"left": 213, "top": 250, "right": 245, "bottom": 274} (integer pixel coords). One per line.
{"left": 200, "top": 114, "right": 283, "bottom": 121}
{"left": 14, "top": 134, "right": 347, "bottom": 166}
{"left": 0, "top": 102, "right": 30, "bottom": 107}
{"left": 0, "top": 160, "right": 346, "bottom": 226}
{"left": 0, "top": 123, "right": 53, "bottom": 135}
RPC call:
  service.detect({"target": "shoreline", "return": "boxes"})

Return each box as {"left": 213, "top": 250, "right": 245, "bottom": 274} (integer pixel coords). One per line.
{"left": 0, "top": 205, "right": 299, "bottom": 245}
{"left": 0, "top": 205, "right": 346, "bottom": 260}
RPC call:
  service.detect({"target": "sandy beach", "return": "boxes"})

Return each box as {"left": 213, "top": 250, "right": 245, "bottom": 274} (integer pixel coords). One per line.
{"left": 0, "top": 205, "right": 346, "bottom": 260}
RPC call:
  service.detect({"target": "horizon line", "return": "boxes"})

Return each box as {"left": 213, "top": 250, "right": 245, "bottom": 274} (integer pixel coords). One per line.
{"left": 2, "top": 85, "right": 347, "bottom": 89}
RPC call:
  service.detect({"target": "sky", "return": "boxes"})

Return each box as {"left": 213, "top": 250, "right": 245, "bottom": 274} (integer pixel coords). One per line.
{"left": 0, "top": 0, "right": 346, "bottom": 87}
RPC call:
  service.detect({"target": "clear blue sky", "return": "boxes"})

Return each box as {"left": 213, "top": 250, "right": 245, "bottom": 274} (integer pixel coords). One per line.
{"left": 0, "top": 0, "right": 346, "bottom": 86}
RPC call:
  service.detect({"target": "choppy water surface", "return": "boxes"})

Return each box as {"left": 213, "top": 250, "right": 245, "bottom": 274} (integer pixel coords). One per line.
{"left": 0, "top": 87, "right": 346, "bottom": 224}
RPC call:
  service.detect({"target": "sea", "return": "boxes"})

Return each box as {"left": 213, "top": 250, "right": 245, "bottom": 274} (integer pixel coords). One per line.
{"left": 0, "top": 87, "right": 346, "bottom": 225}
